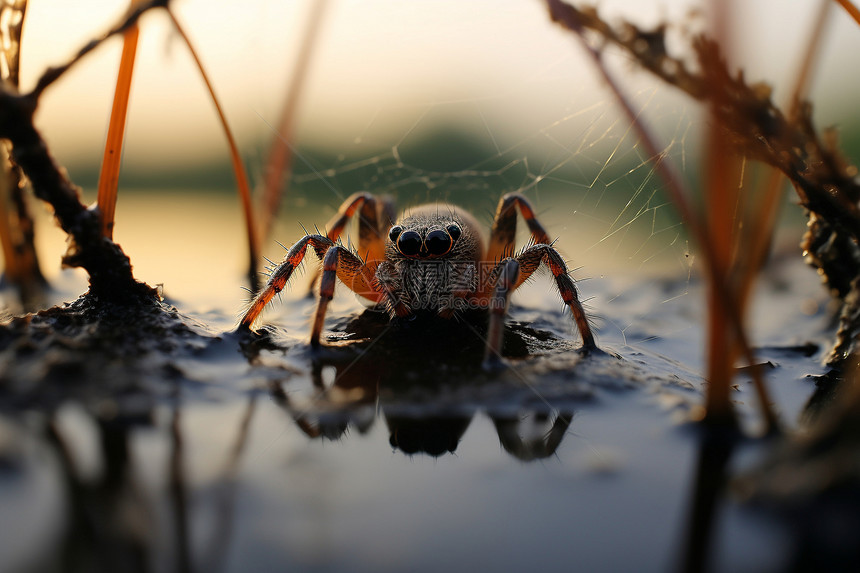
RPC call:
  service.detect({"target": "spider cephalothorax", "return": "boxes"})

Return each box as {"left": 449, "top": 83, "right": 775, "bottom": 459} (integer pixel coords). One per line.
{"left": 240, "top": 192, "right": 596, "bottom": 368}
{"left": 378, "top": 206, "right": 484, "bottom": 316}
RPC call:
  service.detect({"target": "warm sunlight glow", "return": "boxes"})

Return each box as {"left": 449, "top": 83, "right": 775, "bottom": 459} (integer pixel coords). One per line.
{"left": 18, "top": 0, "right": 860, "bottom": 174}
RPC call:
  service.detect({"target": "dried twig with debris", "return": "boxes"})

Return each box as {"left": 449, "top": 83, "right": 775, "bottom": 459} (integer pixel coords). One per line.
{"left": 0, "top": 0, "right": 46, "bottom": 307}
{"left": 547, "top": 0, "right": 860, "bottom": 368}
{"left": 0, "top": 0, "right": 171, "bottom": 301}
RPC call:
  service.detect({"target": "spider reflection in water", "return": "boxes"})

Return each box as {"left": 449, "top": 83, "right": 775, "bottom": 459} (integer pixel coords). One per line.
{"left": 240, "top": 192, "right": 597, "bottom": 369}
{"left": 253, "top": 308, "right": 584, "bottom": 459}
{"left": 268, "top": 374, "right": 575, "bottom": 460}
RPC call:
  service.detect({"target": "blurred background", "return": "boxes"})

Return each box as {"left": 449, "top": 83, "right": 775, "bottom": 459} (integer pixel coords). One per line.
{"left": 13, "top": 0, "right": 860, "bottom": 308}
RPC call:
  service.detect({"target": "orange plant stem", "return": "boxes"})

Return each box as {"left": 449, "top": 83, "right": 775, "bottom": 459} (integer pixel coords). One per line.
{"left": 0, "top": 155, "right": 20, "bottom": 279}
{"left": 739, "top": 0, "right": 831, "bottom": 311}
{"left": 703, "top": 0, "right": 742, "bottom": 424}
{"left": 166, "top": 9, "right": 260, "bottom": 291}
{"left": 259, "top": 0, "right": 329, "bottom": 244}
{"left": 546, "top": 0, "right": 779, "bottom": 432}
{"left": 97, "top": 21, "right": 139, "bottom": 240}
{"left": 834, "top": 0, "right": 860, "bottom": 25}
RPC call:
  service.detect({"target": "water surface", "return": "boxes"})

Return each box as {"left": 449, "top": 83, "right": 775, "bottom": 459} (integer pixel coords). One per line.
{"left": 0, "top": 191, "right": 833, "bottom": 572}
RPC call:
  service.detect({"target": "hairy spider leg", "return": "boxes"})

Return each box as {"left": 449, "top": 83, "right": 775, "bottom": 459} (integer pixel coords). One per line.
{"left": 307, "top": 192, "right": 397, "bottom": 296}
{"left": 240, "top": 234, "right": 384, "bottom": 330}
{"left": 323, "top": 192, "right": 395, "bottom": 264}
{"left": 482, "top": 244, "right": 595, "bottom": 369}
{"left": 311, "top": 244, "right": 380, "bottom": 347}
{"left": 483, "top": 256, "right": 520, "bottom": 368}
{"left": 486, "top": 193, "right": 552, "bottom": 263}
{"left": 372, "top": 261, "right": 413, "bottom": 319}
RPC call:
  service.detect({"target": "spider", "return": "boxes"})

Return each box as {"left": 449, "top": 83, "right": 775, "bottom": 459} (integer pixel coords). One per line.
{"left": 239, "top": 192, "right": 597, "bottom": 368}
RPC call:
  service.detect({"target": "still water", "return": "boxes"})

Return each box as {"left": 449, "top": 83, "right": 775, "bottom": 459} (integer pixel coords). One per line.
{"left": 0, "top": 190, "right": 830, "bottom": 572}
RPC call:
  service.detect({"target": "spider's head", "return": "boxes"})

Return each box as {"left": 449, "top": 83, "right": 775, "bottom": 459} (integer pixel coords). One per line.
{"left": 385, "top": 206, "right": 484, "bottom": 262}
{"left": 387, "top": 223, "right": 460, "bottom": 259}
{"left": 382, "top": 205, "right": 485, "bottom": 313}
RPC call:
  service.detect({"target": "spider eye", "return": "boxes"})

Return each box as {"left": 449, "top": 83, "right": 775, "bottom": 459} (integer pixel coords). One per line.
{"left": 446, "top": 224, "right": 461, "bottom": 241}
{"left": 397, "top": 230, "right": 422, "bottom": 256}
{"left": 426, "top": 229, "right": 452, "bottom": 256}
{"left": 388, "top": 226, "right": 403, "bottom": 242}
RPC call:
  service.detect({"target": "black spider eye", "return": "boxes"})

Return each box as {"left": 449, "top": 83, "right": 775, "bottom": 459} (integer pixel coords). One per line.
{"left": 446, "top": 224, "right": 461, "bottom": 241}
{"left": 426, "top": 229, "right": 452, "bottom": 256}
{"left": 388, "top": 226, "right": 403, "bottom": 242}
{"left": 397, "top": 230, "right": 422, "bottom": 256}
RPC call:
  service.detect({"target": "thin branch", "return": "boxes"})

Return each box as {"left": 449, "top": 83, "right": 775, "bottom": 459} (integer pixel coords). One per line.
{"left": 258, "top": 0, "right": 329, "bottom": 244}
{"left": 0, "top": 0, "right": 46, "bottom": 304}
{"left": 0, "top": 0, "right": 170, "bottom": 299}
{"left": 738, "top": 0, "right": 831, "bottom": 309}
{"left": 546, "top": 0, "right": 780, "bottom": 431}
{"left": 166, "top": 7, "right": 261, "bottom": 292}
{"left": 547, "top": 1, "right": 860, "bottom": 242}
{"left": 834, "top": 0, "right": 860, "bottom": 26}
{"left": 27, "top": 0, "right": 167, "bottom": 100}
{"left": 0, "top": 0, "right": 27, "bottom": 86}
{"left": 97, "top": 10, "right": 140, "bottom": 240}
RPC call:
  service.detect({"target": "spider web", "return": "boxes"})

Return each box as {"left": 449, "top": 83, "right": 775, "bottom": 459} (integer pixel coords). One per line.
{"left": 272, "top": 36, "right": 702, "bottom": 351}
{"left": 291, "top": 91, "right": 692, "bottom": 260}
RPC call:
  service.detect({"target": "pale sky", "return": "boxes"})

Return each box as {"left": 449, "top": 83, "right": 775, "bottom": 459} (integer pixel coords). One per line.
{"left": 16, "top": 0, "right": 860, "bottom": 171}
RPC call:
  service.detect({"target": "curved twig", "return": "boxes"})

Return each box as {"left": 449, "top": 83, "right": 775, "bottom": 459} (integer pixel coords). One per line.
{"left": 166, "top": 8, "right": 261, "bottom": 291}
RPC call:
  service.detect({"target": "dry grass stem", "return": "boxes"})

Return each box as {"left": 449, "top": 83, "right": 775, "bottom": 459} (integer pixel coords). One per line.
{"left": 0, "top": 0, "right": 46, "bottom": 303}
{"left": 166, "top": 8, "right": 260, "bottom": 291}
{"left": 96, "top": 4, "right": 140, "bottom": 241}
{"left": 28, "top": 0, "right": 168, "bottom": 100}
{"left": 258, "top": 0, "right": 329, "bottom": 245}
{"left": 547, "top": 0, "right": 860, "bottom": 427}
{"left": 0, "top": 145, "right": 44, "bottom": 300}
{"left": 546, "top": 0, "right": 780, "bottom": 430}
{"left": 835, "top": 0, "right": 860, "bottom": 26}
{"left": 0, "top": 0, "right": 172, "bottom": 299}
{"left": 0, "top": 0, "right": 27, "bottom": 85}
{"left": 546, "top": 1, "right": 860, "bottom": 245}
{"left": 737, "top": 0, "right": 831, "bottom": 311}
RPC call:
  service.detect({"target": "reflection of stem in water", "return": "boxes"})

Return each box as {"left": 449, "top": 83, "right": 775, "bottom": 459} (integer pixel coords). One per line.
{"left": 205, "top": 393, "right": 259, "bottom": 573}
{"left": 46, "top": 416, "right": 151, "bottom": 573}
{"left": 170, "top": 395, "right": 193, "bottom": 573}
{"left": 46, "top": 418, "right": 96, "bottom": 572}
{"left": 678, "top": 430, "right": 736, "bottom": 573}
